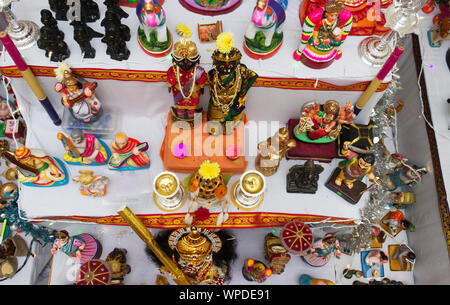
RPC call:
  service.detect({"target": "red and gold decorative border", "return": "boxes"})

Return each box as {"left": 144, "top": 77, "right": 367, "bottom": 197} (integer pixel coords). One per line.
{"left": 0, "top": 65, "right": 390, "bottom": 92}
{"left": 36, "top": 212, "right": 354, "bottom": 229}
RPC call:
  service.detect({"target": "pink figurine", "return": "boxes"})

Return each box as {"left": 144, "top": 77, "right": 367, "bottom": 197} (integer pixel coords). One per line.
{"left": 51, "top": 230, "right": 102, "bottom": 264}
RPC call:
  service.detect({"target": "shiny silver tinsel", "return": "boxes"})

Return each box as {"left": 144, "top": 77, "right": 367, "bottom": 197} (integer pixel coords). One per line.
{"left": 342, "top": 65, "right": 402, "bottom": 253}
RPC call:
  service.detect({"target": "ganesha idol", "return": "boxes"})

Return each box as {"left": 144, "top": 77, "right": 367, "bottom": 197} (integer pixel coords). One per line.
{"left": 244, "top": 0, "right": 288, "bottom": 59}
{"left": 293, "top": 0, "right": 353, "bottom": 69}
{"left": 136, "top": 0, "right": 172, "bottom": 57}
{"left": 5, "top": 146, "right": 68, "bottom": 187}
{"left": 299, "top": 0, "right": 393, "bottom": 36}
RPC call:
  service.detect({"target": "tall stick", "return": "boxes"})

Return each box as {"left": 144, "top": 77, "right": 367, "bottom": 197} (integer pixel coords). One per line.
{"left": 0, "top": 31, "right": 61, "bottom": 126}
{"left": 117, "top": 206, "right": 191, "bottom": 285}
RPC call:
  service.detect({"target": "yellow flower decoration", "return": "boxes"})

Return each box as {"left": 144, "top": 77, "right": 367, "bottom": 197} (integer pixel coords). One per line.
{"left": 198, "top": 160, "right": 221, "bottom": 180}
{"left": 216, "top": 32, "right": 235, "bottom": 54}
{"left": 176, "top": 23, "right": 192, "bottom": 40}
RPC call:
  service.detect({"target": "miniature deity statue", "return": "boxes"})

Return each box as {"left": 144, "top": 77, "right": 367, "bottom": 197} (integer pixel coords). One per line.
{"left": 167, "top": 24, "right": 207, "bottom": 122}
{"left": 382, "top": 210, "right": 415, "bottom": 235}
{"left": 54, "top": 66, "right": 103, "bottom": 123}
{"left": 392, "top": 245, "right": 415, "bottom": 270}
{"left": 136, "top": 0, "right": 172, "bottom": 57}
{"left": 255, "top": 127, "right": 296, "bottom": 176}
{"left": 428, "top": 0, "right": 450, "bottom": 47}
{"left": 57, "top": 129, "right": 110, "bottom": 165}
{"left": 293, "top": 0, "right": 353, "bottom": 69}
{"left": 73, "top": 170, "right": 109, "bottom": 197}
{"left": 384, "top": 163, "right": 427, "bottom": 191}
{"left": 37, "top": 9, "right": 70, "bottom": 62}
{"left": 338, "top": 102, "right": 356, "bottom": 124}
{"left": 364, "top": 250, "right": 388, "bottom": 276}
{"left": 207, "top": 32, "right": 258, "bottom": 135}
{"left": 264, "top": 233, "right": 291, "bottom": 274}
{"left": 51, "top": 230, "right": 101, "bottom": 264}
{"left": 108, "top": 133, "right": 150, "bottom": 170}
{"left": 7, "top": 146, "right": 68, "bottom": 187}
{"left": 286, "top": 160, "right": 324, "bottom": 194}
{"left": 101, "top": 9, "right": 131, "bottom": 61}
{"left": 70, "top": 20, "right": 104, "bottom": 58}
{"left": 105, "top": 248, "right": 131, "bottom": 285}
{"left": 244, "top": 0, "right": 287, "bottom": 59}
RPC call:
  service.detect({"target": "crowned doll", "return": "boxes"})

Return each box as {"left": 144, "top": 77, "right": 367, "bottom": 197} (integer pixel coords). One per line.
{"left": 51, "top": 230, "right": 102, "bottom": 264}
{"left": 167, "top": 24, "right": 207, "bottom": 122}
{"left": 207, "top": 32, "right": 258, "bottom": 135}
{"left": 293, "top": 0, "right": 353, "bottom": 69}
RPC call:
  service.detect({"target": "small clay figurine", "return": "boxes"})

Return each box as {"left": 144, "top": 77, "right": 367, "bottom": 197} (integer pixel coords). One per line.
{"left": 338, "top": 102, "right": 356, "bottom": 124}
{"left": 207, "top": 32, "right": 258, "bottom": 135}
{"left": 293, "top": 0, "right": 353, "bottom": 69}
{"left": 101, "top": 22, "right": 131, "bottom": 61}
{"left": 362, "top": 250, "right": 388, "bottom": 277}
{"left": 384, "top": 163, "right": 427, "bottom": 191}
{"left": 185, "top": 160, "right": 229, "bottom": 226}
{"left": 244, "top": 0, "right": 287, "bottom": 59}
{"left": 71, "top": 20, "right": 104, "bottom": 58}
{"left": 108, "top": 133, "right": 150, "bottom": 171}
{"left": 391, "top": 244, "right": 415, "bottom": 271}
{"left": 286, "top": 160, "right": 324, "bottom": 194}
{"left": 103, "top": 0, "right": 129, "bottom": 20}
{"left": 51, "top": 230, "right": 102, "bottom": 264}
{"left": 255, "top": 127, "right": 296, "bottom": 176}
{"left": 428, "top": 0, "right": 450, "bottom": 47}
{"left": 57, "top": 129, "right": 111, "bottom": 165}
{"left": 73, "top": 170, "right": 109, "bottom": 197}
{"left": 264, "top": 233, "right": 291, "bottom": 275}
{"left": 303, "top": 233, "right": 341, "bottom": 267}
{"left": 325, "top": 141, "right": 380, "bottom": 204}
{"left": 389, "top": 192, "right": 415, "bottom": 208}
{"left": 381, "top": 210, "right": 415, "bottom": 236}
{"left": 37, "top": 9, "right": 70, "bottom": 62}
{"left": 105, "top": 248, "right": 131, "bottom": 284}
{"left": 54, "top": 64, "right": 103, "bottom": 123}
{"left": 79, "top": 0, "right": 100, "bottom": 23}
{"left": 5, "top": 146, "right": 68, "bottom": 187}
{"left": 294, "top": 100, "right": 343, "bottom": 142}
{"left": 299, "top": 274, "right": 334, "bottom": 285}
{"left": 242, "top": 258, "right": 272, "bottom": 283}
{"left": 136, "top": 0, "right": 172, "bottom": 57}
{"left": 49, "top": 0, "right": 69, "bottom": 21}
{"left": 167, "top": 24, "right": 207, "bottom": 122}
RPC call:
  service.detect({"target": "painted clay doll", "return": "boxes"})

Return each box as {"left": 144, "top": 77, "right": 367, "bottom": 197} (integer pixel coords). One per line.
{"left": 385, "top": 163, "right": 427, "bottom": 191}
{"left": 244, "top": 0, "right": 287, "bottom": 59}
{"left": 108, "top": 133, "right": 150, "bottom": 171}
{"left": 428, "top": 0, "right": 450, "bottom": 47}
{"left": 6, "top": 146, "right": 68, "bottom": 187}
{"left": 382, "top": 210, "right": 415, "bottom": 236}
{"left": 73, "top": 170, "right": 110, "bottom": 197}
{"left": 167, "top": 24, "right": 207, "bottom": 122}
{"left": 136, "top": 0, "right": 172, "bottom": 57}
{"left": 293, "top": 0, "right": 353, "bottom": 69}
{"left": 57, "top": 129, "right": 111, "bottom": 166}
{"left": 207, "top": 32, "right": 258, "bottom": 135}
{"left": 299, "top": 274, "right": 334, "bottom": 285}
{"left": 242, "top": 258, "right": 272, "bottom": 282}
{"left": 54, "top": 65, "right": 103, "bottom": 123}
{"left": 392, "top": 245, "right": 415, "bottom": 270}
{"left": 51, "top": 230, "right": 102, "bottom": 264}
{"left": 303, "top": 233, "right": 341, "bottom": 267}
{"left": 364, "top": 250, "right": 388, "bottom": 269}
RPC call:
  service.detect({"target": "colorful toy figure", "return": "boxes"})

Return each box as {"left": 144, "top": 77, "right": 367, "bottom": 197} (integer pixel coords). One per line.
{"left": 185, "top": 160, "right": 229, "bottom": 226}
{"left": 389, "top": 192, "right": 415, "bottom": 208}
{"left": 108, "top": 133, "right": 150, "bottom": 171}
{"left": 57, "top": 129, "right": 111, "bottom": 166}
{"left": 73, "top": 170, "right": 110, "bottom": 197}
{"left": 384, "top": 163, "right": 427, "bottom": 191}
{"left": 391, "top": 244, "right": 415, "bottom": 271}
{"left": 54, "top": 65, "right": 103, "bottom": 123}
{"left": 361, "top": 249, "right": 388, "bottom": 278}
{"left": 207, "top": 32, "right": 258, "bottom": 135}
{"left": 299, "top": 274, "right": 334, "bottom": 285}
{"left": 244, "top": 0, "right": 287, "bottom": 59}
{"left": 264, "top": 233, "right": 291, "bottom": 274}
{"left": 242, "top": 258, "right": 272, "bottom": 282}
{"left": 428, "top": 0, "right": 450, "bottom": 47}
{"left": 335, "top": 141, "right": 379, "bottom": 190}
{"left": 303, "top": 233, "right": 341, "bottom": 267}
{"left": 381, "top": 210, "right": 415, "bottom": 236}
{"left": 167, "top": 24, "right": 207, "bottom": 122}
{"left": 299, "top": 0, "right": 393, "bottom": 36}
{"left": 51, "top": 230, "right": 102, "bottom": 264}
{"left": 136, "top": 0, "right": 172, "bottom": 57}
{"left": 338, "top": 102, "right": 356, "bottom": 124}
{"left": 293, "top": 0, "right": 353, "bottom": 69}
{"left": 105, "top": 248, "right": 131, "bottom": 285}
{"left": 6, "top": 147, "right": 68, "bottom": 187}
{"left": 294, "top": 100, "right": 343, "bottom": 142}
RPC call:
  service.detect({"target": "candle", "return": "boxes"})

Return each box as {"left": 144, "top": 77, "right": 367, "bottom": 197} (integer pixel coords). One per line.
{"left": 355, "top": 45, "right": 405, "bottom": 116}
{"left": 0, "top": 32, "right": 61, "bottom": 126}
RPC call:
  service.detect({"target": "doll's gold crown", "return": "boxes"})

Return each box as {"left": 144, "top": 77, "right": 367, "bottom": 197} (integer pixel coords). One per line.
{"left": 173, "top": 24, "right": 200, "bottom": 61}
{"left": 324, "top": 0, "right": 346, "bottom": 13}
{"left": 168, "top": 227, "right": 222, "bottom": 256}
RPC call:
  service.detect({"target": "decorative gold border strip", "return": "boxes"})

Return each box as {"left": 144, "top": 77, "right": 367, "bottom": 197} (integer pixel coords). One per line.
{"left": 0, "top": 65, "right": 390, "bottom": 92}
{"left": 413, "top": 36, "right": 450, "bottom": 258}
{"left": 37, "top": 212, "right": 354, "bottom": 229}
